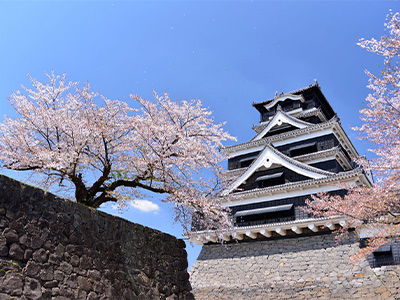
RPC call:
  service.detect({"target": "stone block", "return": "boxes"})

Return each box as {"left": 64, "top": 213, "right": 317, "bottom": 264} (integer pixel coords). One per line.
{"left": 3, "top": 228, "right": 19, "bottom": 243}
{"left": 24, "top": 248, "right": 33, "bottom": 261}
{"left": 0, "top": 237, "right": 8, "bottom": 256}
{"left": 40, "top": 264, "right": 54, "bottom": 281}
{"left": 33, "top": 248, "right": 48, "bottom": 263}
{"left": 23, "top": 277, "right": 42, "bottom": 300}
{"left": 1, "top": 272, "right": 23, "bottom": 296}
{"left": 9, "top": 242, "right": 24, "bottom": 261}
{"left": 25, "top": 260, "right": 41, "bottom": 277}
{"left": 44, "top": 280, "right": 59, "bottom": 288}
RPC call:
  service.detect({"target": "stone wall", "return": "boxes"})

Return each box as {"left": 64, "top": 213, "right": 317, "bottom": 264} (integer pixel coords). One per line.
{"left": 0, "top": 174, "right": 193, "bottom": 300}
{"left": 189, "top": 234, "right": 400, "bottom": 300}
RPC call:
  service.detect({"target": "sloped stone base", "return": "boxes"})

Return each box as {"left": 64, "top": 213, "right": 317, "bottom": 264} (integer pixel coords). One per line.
{"left": 189, "top": 234, "right": 400, "bottom": 300}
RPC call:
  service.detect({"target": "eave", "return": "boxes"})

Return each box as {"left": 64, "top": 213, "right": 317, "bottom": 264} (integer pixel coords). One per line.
{"left": 224, "top": 168, "right": 372, "bottom": 205}
{"left": 294, "top": 146, "right": 353, "bottom": 171}
{"left": 185, "top": 217, "right": 347, "bottom": 245}
{"left": 252, "top": 107, "right": 327, "bottom": 134}
{"left": 222, "top": 118, "right": 359, "bottom": 159}
{"left": 297, "top": 107, "right": 327, "bottom": 122}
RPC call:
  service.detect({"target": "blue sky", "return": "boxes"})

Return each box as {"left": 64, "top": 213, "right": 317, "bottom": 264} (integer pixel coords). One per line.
{"left": 0, "top": 1, "right": 396, "bottom": 268}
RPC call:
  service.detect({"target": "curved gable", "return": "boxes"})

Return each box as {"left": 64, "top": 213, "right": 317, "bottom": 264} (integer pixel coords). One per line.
{"left": 263, "top": 93, "right": 305, "bottom": 111}
{"left": 222, "top": 144, "right": 334, "bottom": 196}
{"left": 253, "top": 109, "right": 313, "bottom": 141}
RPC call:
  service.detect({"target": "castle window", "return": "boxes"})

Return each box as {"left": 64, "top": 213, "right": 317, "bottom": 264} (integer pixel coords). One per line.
{"left": 256, "top": 172, "right": 284, "bottom": 188}
{"left": 264, "top": 124, "right": 296, "bottom": 137}
{"left": 289, "top": 142, "right": 317, "bottom": 157}
{"left": 239, "top": 156, "right": 257, "bottom": 168}
{"left": 293, "top": 101, "right": 301, "bottom": 109}
{"left": 305, "top": 98, "right": 316, "bottom": 109}
{"left": 372, "top": 244, "right": 395, "bottom": 267}
{"left": 360, "top": 240, "right": 400, "bottom": 268}
{"left": 235, "top": 204, "right": 294, "bottom": 227}
{"left": 374, "top": 244, "right": 391, "bottom": 256}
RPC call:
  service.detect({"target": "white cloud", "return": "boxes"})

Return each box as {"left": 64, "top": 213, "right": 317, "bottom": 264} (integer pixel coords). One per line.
{"left": 129, "top": 200, "right": 160, "bottom": 213}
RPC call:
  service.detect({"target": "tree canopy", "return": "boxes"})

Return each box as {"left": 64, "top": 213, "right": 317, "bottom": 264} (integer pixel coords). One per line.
{"left": 0, "top": 73, "right": 235, "bottom": 232}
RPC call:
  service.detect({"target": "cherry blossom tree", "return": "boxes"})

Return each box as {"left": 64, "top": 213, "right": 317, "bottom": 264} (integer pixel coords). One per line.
{"left": 0, "top": 73, "right": 235, "bottom": 232}
{"left": 306, "top": 12, "right": 400, "bottom": 259}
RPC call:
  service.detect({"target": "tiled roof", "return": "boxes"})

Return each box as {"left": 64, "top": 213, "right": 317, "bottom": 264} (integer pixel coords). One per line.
{"left": 222, "top": 143, "right": 335, "bottom": 196}
{"left": 228, "top": 167, "right": 368, "bottom": 200}
{"left": 266, "top": 143, "right": 334, "bottom": 176}
{"left": 252, "top": 83, "right": 319, "bottom": 107}
{"left": 252, "top": 107, "right": 327, "bottom": 133}
{"left": 222, "top": 116, "right": 340, "bottom": 155}
{"left": 250, "top": 107, "right": 314, "bottom": 141}
{"left": 223, "top": 146, "right": 353, "bottom": 182}
{"left": 297, "top": 107, "right": 327, "bottom": 121}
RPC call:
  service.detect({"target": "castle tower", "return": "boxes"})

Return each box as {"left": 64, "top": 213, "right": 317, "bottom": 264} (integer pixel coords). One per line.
{"left": 187, "top": 84, "right": 400, "bottom": 299}
{"left": 188, "top": 82, "right": 372, "bottom": 244}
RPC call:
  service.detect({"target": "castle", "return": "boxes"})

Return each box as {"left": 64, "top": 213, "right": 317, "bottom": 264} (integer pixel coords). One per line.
{"left": 187, "top": 83, "right": 400, "bottom": 299}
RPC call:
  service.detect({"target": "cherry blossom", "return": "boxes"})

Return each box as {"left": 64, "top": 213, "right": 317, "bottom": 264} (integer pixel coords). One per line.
{"left": 0, "top": 72, "right": 235, "bottom": 232}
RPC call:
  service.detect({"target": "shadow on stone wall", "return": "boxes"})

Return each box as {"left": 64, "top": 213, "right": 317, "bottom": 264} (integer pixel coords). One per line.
{"left": 0, "top": 174, "right": 194, "bottom": 300}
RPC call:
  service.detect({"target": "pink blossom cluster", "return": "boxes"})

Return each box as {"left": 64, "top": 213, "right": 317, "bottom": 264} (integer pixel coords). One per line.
{"left": 0, "top": 72, "right": 236, "bottom": 232}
